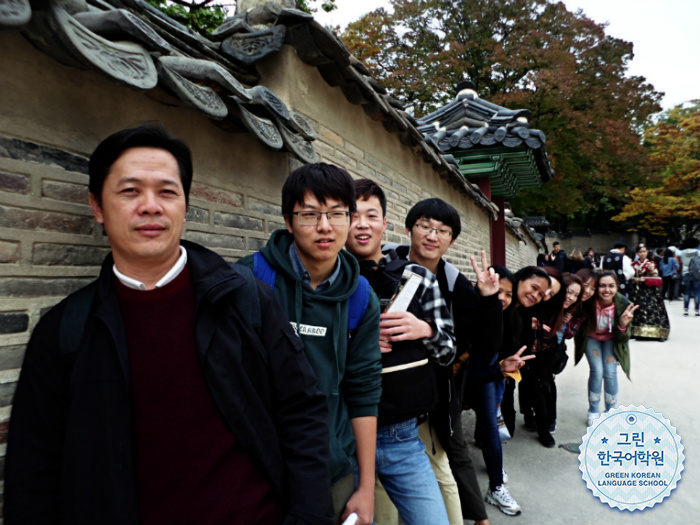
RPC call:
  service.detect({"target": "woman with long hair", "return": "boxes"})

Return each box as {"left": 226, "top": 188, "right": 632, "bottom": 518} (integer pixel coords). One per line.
{"left": 567, "top": 249, "right": 585, "bottom": 273}
{"left": 519, "top": 267, "right": 566, "bottom": 447}
{"left": 574, "top": 271, "right": 639, "bottom": 426}
{"left": 500, "top": 266, "right": 551, "bottom": 439}
{"left": 551, "top": 273, "right": 584, "bottom": 374}
{"left": 462, "top": 265, "right": 529, "bottom": 516}
{"left": 628, "top": 244, "right": 670, "bottom": 341}
{"left": 564, "top": 269, "right": 599, "bottom": 340}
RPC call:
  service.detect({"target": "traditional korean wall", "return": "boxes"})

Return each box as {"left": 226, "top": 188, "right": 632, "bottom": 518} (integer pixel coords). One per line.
{"left": 0, "top": 29, "right": 541, "bottom": 511}
{"left": 549, "top": 231, "right": 641, "bottom": 258}
{"left": 506, "top": 229, "right": 541, "bottom": 271}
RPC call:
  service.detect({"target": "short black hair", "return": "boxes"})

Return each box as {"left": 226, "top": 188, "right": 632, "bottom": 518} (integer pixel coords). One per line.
{"left": 613, "top": 242, "right": 627, "bottom": 250}
{"left": 552, "top": 241, "right": 560, "bottom": 246}
{"left": 89, "top": 123, "right": 193, "bottom": 205}
{"left": 282, "top": 163, "right": 356, "bottom": 216}
{"left": 354, "top": 178, "right": 386, "bottom": 217}
{"left": 405, "top": 198, "right": 461, "bottom": 240}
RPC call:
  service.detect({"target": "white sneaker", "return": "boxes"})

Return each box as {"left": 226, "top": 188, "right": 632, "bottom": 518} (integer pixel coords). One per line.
{"left": 587, "top": 412, "right": 600, "bottom": 427}
{"left": 486, "top": 485, "right": 522, "bottom": 516}
{"left": 502, "top": 468, "right": 509, "bottom": 484}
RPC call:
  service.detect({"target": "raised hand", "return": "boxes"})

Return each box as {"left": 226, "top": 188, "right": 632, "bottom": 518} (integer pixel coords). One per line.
{"left": 470, "top": 250, "right": 499, "bottom": 296}
{"left": 619, "top": 303, "right": 640, "bottom": 329}
{"left": 501, "top": 345, "right": 536, "bottom": 373}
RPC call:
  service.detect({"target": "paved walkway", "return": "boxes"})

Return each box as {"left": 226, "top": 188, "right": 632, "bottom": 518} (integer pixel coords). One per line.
{"left": 463, "top": 298, "right": 700, "bottom": 524}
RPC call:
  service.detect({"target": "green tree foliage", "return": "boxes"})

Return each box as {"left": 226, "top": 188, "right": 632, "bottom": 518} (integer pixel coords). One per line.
{"left": 297, "top": 0, "right": 337, "bottom": 13}
{"left": 341, "top": 0, "right": 663, "bottom": 231}
{"left": 612, "top": 102, "right": 700, "bottom": 240}
{"left": 147, "top": 0, "right": 228, "bottom": 34}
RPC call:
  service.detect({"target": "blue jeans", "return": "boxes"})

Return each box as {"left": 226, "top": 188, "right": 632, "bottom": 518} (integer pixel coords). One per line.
{"left": 470, "top": 380, "right": 505, "bottom": 490}
{"left": 682, "top": 274, "right": 700, "bottom": 311}
{"left": 376, "top": 418, "right": 449, "bottom": 525}
{"left": 584, "top": 337, "right": 618, "bottom": 413}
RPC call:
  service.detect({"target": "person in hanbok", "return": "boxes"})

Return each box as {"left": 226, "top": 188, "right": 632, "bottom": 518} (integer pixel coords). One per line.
{"left": 629, "top": 244, "right": 670, "bottom": 341}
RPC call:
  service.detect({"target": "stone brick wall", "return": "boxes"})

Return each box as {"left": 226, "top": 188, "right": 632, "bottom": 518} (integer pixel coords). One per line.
{"left": 547, "top": 231, "right": 641, "bottom": 258}
{"left": 0, "top": 31, "right": 546, "bottom": 513}
{"left": 506, "top": 229, "right": 541, "bottom": 271}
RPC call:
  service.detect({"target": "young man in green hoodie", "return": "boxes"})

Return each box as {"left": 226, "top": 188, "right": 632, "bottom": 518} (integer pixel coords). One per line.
{"left": 239, "top": 163, "right": 382, "bottom": 525}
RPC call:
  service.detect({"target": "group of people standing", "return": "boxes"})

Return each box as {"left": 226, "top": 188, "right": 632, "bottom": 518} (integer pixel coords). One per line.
{"left": 541, "top": 238, "right": 700, "bottom": 342}
{"left": 8, "top": 123, "right": 692, "bottom": 525}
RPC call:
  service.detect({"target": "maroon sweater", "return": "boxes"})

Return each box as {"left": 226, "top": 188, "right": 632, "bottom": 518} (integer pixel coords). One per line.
{"left": 115, "top": 265, "right": 285, "bottom": 525}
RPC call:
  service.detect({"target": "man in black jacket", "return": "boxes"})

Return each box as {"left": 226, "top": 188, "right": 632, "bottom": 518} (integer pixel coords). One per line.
{"left": 4, "top": 124, "right": 334, "bottom": 525}
{"left": 548, "top": 241, "right": 567, "bottom": 272}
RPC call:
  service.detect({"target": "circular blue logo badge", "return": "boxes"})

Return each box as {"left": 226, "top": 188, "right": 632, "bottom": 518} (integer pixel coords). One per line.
{"left": 579, "top": 405, "right": 684, "bottom": 511}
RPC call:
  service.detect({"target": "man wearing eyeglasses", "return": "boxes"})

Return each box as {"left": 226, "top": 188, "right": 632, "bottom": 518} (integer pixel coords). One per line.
{"left": 387, "top": 198, "right": 503, "bottom": 525}
{"left": 239, "top": 163, "right": 382, "bottom": 525}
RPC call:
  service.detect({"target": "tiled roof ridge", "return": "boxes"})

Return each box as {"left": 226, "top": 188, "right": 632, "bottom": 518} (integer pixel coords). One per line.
{"left": 417, "top": 86, "right": 554, "bottom": 181}
{"left": 2, "top": 0, "right": 501, "bottom": 215}
{"left": 4, "top": 0, "right": 320, "bottom": 163}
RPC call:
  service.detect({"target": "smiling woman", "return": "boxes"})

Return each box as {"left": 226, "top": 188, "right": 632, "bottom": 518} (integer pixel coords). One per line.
{"left": 512, "top": 266, "right": 550, "bottom": 309}
{"left": 574, "top": 270, "right": 639, "bottom": 427}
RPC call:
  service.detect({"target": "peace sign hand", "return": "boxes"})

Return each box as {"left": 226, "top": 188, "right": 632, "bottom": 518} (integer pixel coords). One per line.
{"left": 501, "top": 345, "right": 536, "bottom": 374}
{"left": 470, "top": 250, "right": 499, "bottom": 297}
{"left": 619, "top": 303, "right": 639, "bottom": 329}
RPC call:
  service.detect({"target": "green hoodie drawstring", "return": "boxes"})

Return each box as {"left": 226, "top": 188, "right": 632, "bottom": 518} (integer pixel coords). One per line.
{"left": 331, "top": 302, "right": 341, "bottom": 395}
{"left": 293, "top": 280, "right": 303, "bottom": 335}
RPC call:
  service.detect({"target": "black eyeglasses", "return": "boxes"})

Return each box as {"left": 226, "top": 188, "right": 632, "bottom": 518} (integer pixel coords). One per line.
{"left": 414, "top": 221, "right": 453, "bottom": 240}
{"left": 292, "top": 211, "right": 351, "bottom": 225}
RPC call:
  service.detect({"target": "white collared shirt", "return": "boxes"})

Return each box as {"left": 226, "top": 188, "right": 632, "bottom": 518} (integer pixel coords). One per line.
{"left": 113, "top": 246, "right": 188, "bottom": 290}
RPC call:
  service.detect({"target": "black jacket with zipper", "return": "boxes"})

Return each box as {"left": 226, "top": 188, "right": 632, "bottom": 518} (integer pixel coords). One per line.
{"left": 359, "top": 256, "right": 438, "bottom": 426}
{"left": 4, "top": 240, "right": 333, "bottom": 525}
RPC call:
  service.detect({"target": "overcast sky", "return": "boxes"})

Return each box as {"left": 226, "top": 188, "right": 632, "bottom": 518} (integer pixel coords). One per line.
{"left": 314, "top": 0, "right": 700, "bottom": 111}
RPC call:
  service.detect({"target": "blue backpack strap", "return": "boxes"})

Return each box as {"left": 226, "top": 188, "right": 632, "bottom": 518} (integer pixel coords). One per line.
{"left": 347, "top": 275, "right": 370, "bottom": 340}
{"left": 253, "top": 252, "right": 277, "bottom": 289}
{"left": 228, "top": 262, "right": 262, "bottom": 336}
{"left": 59, "top": 281, "right": 98, "bottom": 354}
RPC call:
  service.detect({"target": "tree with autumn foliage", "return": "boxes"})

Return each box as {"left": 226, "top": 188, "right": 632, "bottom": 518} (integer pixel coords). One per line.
{"left": 341, "top": 0, "right": 663, "bottom": 232}
{"left": 612, "top": 102, "right": 700, "bottom": 240}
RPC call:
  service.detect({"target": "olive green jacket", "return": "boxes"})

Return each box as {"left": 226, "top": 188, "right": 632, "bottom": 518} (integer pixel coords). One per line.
{"left": 574, "top": 293, "right": 632, "bottom": 380}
